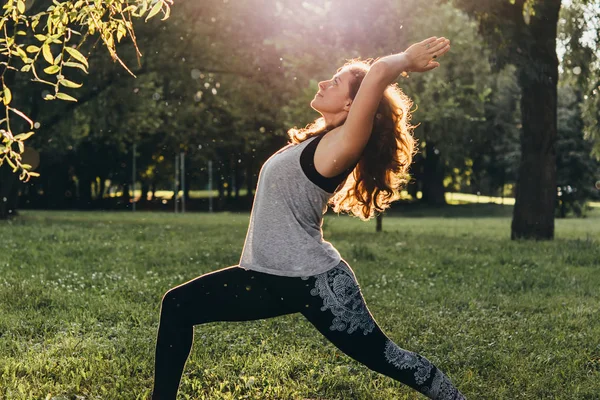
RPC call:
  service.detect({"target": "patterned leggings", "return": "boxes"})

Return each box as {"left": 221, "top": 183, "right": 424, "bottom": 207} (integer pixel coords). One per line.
{"left": 152, "top": 260, "right": 465, "bottom": 399}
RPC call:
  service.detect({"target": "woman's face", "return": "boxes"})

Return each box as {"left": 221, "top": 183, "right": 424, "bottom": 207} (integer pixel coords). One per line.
{"left": 310, "top": 68, "right": 354, "bottom": 116}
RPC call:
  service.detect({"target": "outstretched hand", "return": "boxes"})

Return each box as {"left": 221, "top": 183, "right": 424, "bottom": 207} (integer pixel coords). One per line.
{"left": 403, "top": 36, "right": 450, "bottom": 73}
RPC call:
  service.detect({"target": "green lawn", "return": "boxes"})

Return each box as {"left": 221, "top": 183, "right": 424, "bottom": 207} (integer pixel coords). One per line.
{"left": 1, "top": 209, "right": 599, "bottom": 399}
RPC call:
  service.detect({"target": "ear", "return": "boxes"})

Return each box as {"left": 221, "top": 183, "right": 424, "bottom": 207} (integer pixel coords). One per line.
{"left": 343, "top": 99, "right": 353, "bottom": 112}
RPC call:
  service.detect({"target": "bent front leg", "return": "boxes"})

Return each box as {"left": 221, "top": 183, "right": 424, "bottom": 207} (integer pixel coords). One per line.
{"left": 298, "top": 262, "right": 466, "bottom": 399}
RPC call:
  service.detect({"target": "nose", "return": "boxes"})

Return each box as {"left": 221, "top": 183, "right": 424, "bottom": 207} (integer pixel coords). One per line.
{"left": 318, "top": 80, "right": 327, "bottom": 90}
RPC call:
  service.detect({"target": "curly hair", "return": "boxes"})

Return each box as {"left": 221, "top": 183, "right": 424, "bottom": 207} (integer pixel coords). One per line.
{"left": 287, "top": 58, "right": 418, "bottom": 221}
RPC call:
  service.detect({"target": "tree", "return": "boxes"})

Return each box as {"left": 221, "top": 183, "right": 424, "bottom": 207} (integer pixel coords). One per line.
{"left": 448, "top": 0, "right": 581, "bottom": 240}
{"left": 1, "top": 0, "right": 174, "bottom": 187}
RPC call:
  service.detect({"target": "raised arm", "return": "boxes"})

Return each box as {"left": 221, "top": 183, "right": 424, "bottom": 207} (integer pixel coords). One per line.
{"left": 334, "top": 37, "right": 451, "bottom": 164}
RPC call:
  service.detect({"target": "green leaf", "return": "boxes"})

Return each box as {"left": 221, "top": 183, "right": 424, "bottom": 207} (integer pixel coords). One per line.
{"left": 3, "top": 85, "right": 11, "bottom": 106}
{"left": 145, "top": 0, "right": 163, "bottom": 22}
{"left": 17, "top": 0, "right": 25, "bottom": 13}
{"left": 26, "top": 45, "right": 40, "bottom": 53}
{"left": 161, "top": 4, "right": 171, "bottom": 21}
{"left": 56, "top": 93, "right": 77, "bottom": 102}
{"left": 15, "top": 46, "right": 27, "bottom": 59}
{"left": 59, "top": 79, "right": 82, "bottom": 89}
{"left": 43, "top": 65, "right": 60, "bottom": 74}
{"left": 44, "top": 94, "right": 55, "bottom": 100}
{"left": 65, "top": 47, "right": 88, "bottom": 68}
{"left": 63, "top": 61, "right": 88, "bottom": 74}
{"left": 34, "top": 34, "right": 47, "bottom": 42}
{"left": 20, "top": 65, "right": 31, "bottom": 72}
{"left": 14, "top": 132, "right": 35, "bottom": 141}
{"left": 6, "top": 156, "right": 17, "bottom": 172}
{"left": 117, "top": 23, "right": 127, "bottom": 43}
{"left": 42, "top": 44, "right": 54, "bottom": 64}
{"left": 18, "top": 141, "right": 24, "bottom": 153}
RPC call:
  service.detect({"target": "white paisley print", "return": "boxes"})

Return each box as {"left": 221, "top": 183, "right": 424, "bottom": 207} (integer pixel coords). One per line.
{"left": 384, "top": 340, "right": 434, "bottom": 385}
{"left": 384, "top": 339, "right": 465, "bottom": 400}
{"left": 301, "top": 263, "right": 375, "bottom": 335}
{"left": 423, "top": 369, "right": 465, "bottom": 400}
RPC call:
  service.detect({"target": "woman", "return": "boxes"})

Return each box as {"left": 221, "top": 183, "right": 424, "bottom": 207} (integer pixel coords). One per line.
{"left": 152, "top": 36, "right": 465, "bottom": 399}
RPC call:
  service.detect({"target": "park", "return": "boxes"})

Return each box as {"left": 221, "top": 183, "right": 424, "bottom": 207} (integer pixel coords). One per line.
{"left": 1, "top": 0, "right": 599, "bottom": 399}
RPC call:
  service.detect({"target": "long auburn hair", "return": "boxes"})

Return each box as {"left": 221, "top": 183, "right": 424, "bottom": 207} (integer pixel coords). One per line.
{"left": 287, "top": 58, "right": 418, "bottom": 221}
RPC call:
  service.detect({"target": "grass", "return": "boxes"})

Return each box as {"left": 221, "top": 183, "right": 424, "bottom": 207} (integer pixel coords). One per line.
{"left": 0, "top": 208, "right": 599, "bottom": 399}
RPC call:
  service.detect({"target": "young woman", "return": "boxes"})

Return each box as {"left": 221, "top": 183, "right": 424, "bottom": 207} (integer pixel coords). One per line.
{"left": 152, "top": 36, "right": 465, "bottom": 399}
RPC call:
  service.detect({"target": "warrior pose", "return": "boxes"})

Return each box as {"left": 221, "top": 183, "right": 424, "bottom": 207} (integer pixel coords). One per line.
{"left": 152, "top": 36, "right": 464, "bottom": 399}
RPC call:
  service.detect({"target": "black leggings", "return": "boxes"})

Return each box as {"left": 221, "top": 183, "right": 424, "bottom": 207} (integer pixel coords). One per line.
{"left": 152, "top": 260, "right": 465, "bottom": 399}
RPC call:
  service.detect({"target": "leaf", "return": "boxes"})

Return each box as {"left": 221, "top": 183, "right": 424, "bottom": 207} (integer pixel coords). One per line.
{"left": 42, "top": 44, "right": 54, "bottom": 64}
{"left": 44, "top": 94, "right": 55, "bottom": 100}
{"left": 145, "top": 0, "right": 163, "bottom": 22}
{"left": 65, "top": 47, "right": 88, "bottom": 68}
{"left": 161, "top": 4, "right": 171, "bottom": 21}
{"left": 43, "top": 65, "right": 60, "bottom": 74}
{"left": 63, "top": 61, "right": 88, "bottom": 74}
{"left": 34, "top": 34, "right": 47, "bottom": 42}
{"left": 3, "top": 85, "right": 11, "bottom": 106}
{"left": 26, "top": 45, "right": 40, "bottom": 53}
{"left": 59, "top": 79, "right": 82, "bottom": 88}
{"left": 15, "top": 46, "right": 27, "bottom": 59}
{"left": 17, "top": 0, "right": 25, "bottom": 13}
{"left": 18, "top": 141, "right": 24, "bottom": 153}
{"left": 56, "top": 93, "right": 77, "bottom": 102}
{"left": 21, "top": 164, "right": 32, "bottom": 170}
{"left": 20, "top": 65, "right": 31, "bottom": 72}
{"left": 29, "top": 172, "right": 40, "bottom": 177}
{"left": 14, "top": 132, "right": 34, "bottom": 141}
{"left": 117, "top": 23, "right": 127, "bottom": 43}
{"left": 54, "top": 53, "right": 62, "bottom": 65}
{"left": 6, "top": 156, "right": 17, "bottom": 171}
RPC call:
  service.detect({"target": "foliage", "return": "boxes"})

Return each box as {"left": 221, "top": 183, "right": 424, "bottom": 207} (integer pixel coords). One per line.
{"left": 556, "top": 84, "right": 600, "bottom": 217}
{"left": 0, "top": 0, "right": 173, "bottom": 181}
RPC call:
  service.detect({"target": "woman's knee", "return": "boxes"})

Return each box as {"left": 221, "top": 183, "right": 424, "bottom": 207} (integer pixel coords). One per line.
{"left": 161, "top": 287, "right": 184, "bottom": 314}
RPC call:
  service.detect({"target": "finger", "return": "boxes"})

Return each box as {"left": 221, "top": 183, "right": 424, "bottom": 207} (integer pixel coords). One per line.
{"left": 435, "top": 44, "right": 451, "bottom": 58}
{"left": 429, "top": 40, "right": 450, "bottom": 53}
{"left": 422, "top": 36, "right": 438, "bottom": 46}
{"left": 423, "top": 62, "right": 440, "bottom": 71}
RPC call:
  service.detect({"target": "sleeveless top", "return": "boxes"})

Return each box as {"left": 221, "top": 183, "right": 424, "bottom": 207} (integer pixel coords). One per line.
{"left": 238, "top": 133, "right": 358, "bottom": 277}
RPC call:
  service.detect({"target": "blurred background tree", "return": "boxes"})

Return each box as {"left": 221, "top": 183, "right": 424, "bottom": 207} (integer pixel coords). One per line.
{"left": 2, "top": 0, "right": 598, "bottom": 233}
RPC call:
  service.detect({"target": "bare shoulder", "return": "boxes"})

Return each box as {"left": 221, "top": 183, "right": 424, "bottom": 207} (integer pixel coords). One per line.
{"left": 313, "top": 127, "right": 361, "bottom": 178}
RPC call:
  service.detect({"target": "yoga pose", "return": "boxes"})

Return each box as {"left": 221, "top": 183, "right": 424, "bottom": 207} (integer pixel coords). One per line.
{"left": 152, "top": 36, "right": 465, "bottom": 399}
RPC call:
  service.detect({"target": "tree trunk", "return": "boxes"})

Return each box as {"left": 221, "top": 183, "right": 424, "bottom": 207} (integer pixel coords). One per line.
{"left": 420, "top": 141, "right": 446, "bottom": 205}
{"left": 122, "top": 183, "right": 131, "bottom": 207}
{"left": 140, "top": 181, "right": 150, "bottom": 203}
{"left": 234, "top": 156, "right": 242, "bottom": 199}
{"left": 226, "top": 157, "right": 233, "bottom": 199}
{"left": 246, "top": 155, "right": 254, "bottom": 200}
{"left": 151, "top": 181, "right": 157, "bottom": 200}
{"left": 78, "top": 176, "right": 93, "bottom": 209}
{"left": 511, "top": 0, "right": 560, "bottom": 240}
{"left": 376, "top": 214, "right": 382, "bottom": 232}
{"left": 98, "top": 177, "right": 106, "bottom": 200}
{"left": 0, "top": 164, "right": 19, "bottom": 219}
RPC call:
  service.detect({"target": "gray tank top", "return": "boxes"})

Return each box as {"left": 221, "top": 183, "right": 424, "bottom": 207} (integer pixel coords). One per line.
{"left": 239, "top": 134, "right": 357, "bottom": 277}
